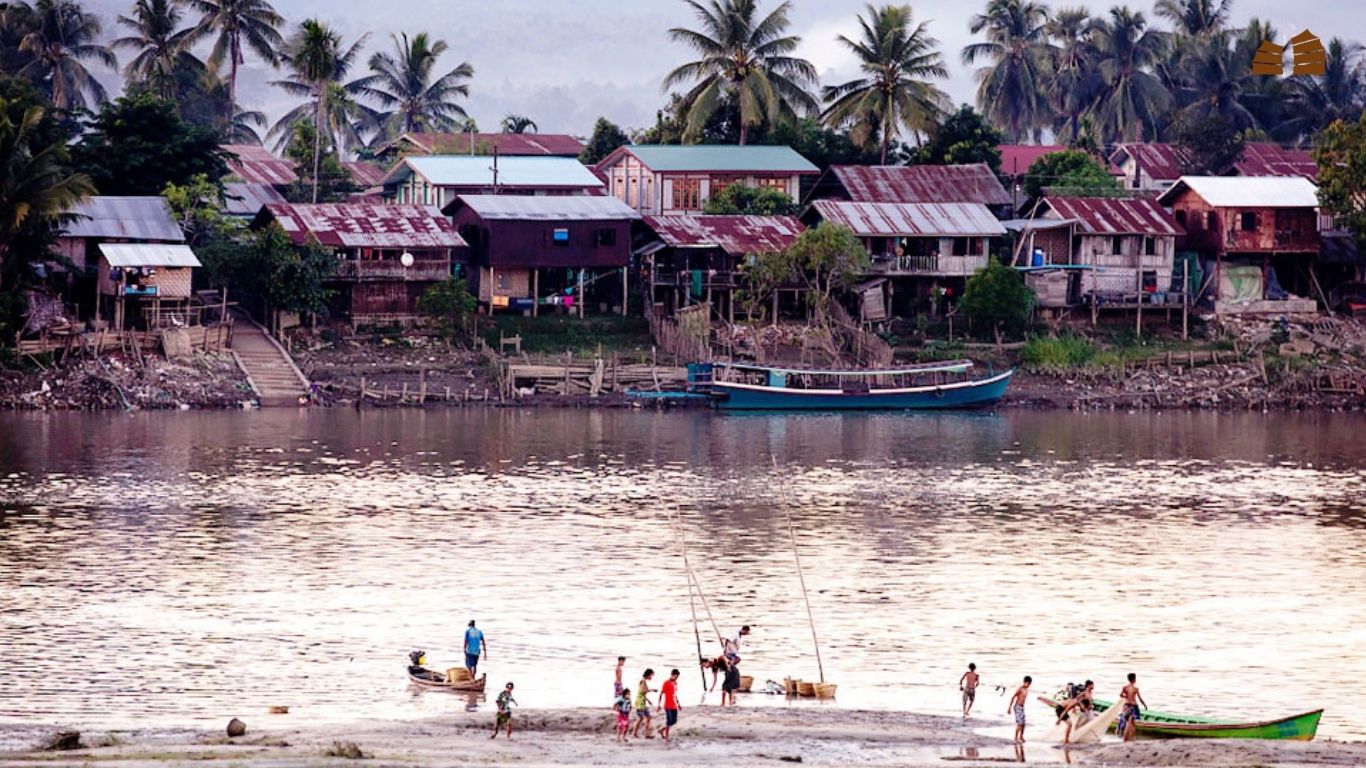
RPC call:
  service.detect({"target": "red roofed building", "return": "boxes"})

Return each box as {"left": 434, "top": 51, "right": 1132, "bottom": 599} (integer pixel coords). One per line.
{"left": 998, "top": 145, "right": 1067, "bottom": 177}
{"left": 1111, "top": 142, "right": 1319, "bottom": 191}
{"left": 223, "top": 144, "right": 297, "bottom": 189}
{"left": 1035, "top": 195, "right": 1184, "bottom": 306}
{"left": 251, "top": 203, "right": 466, "bottom": 324}
{"left": 373, "top": 132, "right": 585, "bottom": 164}
{"left": 805, "top": 164, "right": 1012, "bottom": 215}
{"left": 1233, "top": 143, "right": 1317, "bottom": 182}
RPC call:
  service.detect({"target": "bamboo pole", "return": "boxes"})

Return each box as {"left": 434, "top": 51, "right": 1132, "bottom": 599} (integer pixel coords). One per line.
{"left": 772, "top": 455, "right": 824, "bottom": 683}
{"left": 675, "top": 507, "right": 707, "bottom": 690}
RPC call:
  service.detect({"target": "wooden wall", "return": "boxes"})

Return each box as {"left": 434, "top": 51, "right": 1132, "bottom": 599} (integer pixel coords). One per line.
{"left": 1167, "top": 189, "right": 1318, "bottom": 257}
{"left": 452, "top": 209, "right": 633, "bottom": 270}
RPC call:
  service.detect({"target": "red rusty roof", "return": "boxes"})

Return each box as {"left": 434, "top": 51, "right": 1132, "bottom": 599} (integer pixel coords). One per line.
{"left": 1111, "top": 143, "right": 1190, "bottom": 183}
{"left": 811, "top": 201, "right": 1007, "bottom": 237}
{"left": 379, "top": 132, "right": 585, "bottom": 157}
{"left": 827, "top": 164, "right": 1011, "bottom": 206}
{"left": 343, "top": 161, "right": 388, "bottom": 187}
{"left": 644, "top": 215, "right": 804, "bottom": 255}
{"left": 223, "top": 144, "right": 297, "bottom": 186}
{"left": 256, "top": 204, "right": 466, "bottom": 249}
{"left": 1041, "top": 196, "right": 1183, "bottom": 235}
{"left": 999, "top": 145, "right": 1124, "bottom": 176}
{"left": 1234, "top": 143, "right": 1317, "bottom": 181}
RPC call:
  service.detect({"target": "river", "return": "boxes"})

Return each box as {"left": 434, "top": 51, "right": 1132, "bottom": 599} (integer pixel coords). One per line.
{"left": 1, "top": 409, "right": 1364, "bottom": 738}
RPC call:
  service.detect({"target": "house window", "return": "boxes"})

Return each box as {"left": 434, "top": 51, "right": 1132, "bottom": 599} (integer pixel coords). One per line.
{"left": 1144, "top": 236, "right": 1156, "bottom": 256}
{"left": 710, "top": 174, "right": 744, "bottom": 192}
{"left": 1240, "top": 211, "right": 1257, "bottom": 231}
{"left": 951, "top": 237, "right": 981, "bottom": 256}
{"left": 672, "top": 178, "right": 701, "bottom": 210}
{"left": 596, "top": 228, "right": 617, "bottom": 247}
{"left": 627, "top": 176, "right": 639, "bottom": 207}
{"left": 1174, "top": 210, "right": 1187, "bottom": 228}
{"left": 757, "top": 177, "right": 788, "bottom": 192}
{"left": 552, "top": 227, "right": 570, "bottom": 247}
{"left": 1111, "top": 235, "right": 1124, "bottom": 255}
{"left": 1206, "top": 211, "right": 1218, "bottom": 231}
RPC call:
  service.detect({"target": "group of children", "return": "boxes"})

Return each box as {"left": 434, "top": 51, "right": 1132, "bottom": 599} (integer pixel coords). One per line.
{"left": 613, "top": 658, "right": 684, "bottom": 743}
{"left": 964, "top": 663, "right": 1149, "bottom": 744}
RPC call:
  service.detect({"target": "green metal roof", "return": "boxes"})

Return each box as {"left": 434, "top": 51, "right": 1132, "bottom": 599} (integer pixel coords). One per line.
{"left": 625, "top": 145, "right": 818, "bottom": 174}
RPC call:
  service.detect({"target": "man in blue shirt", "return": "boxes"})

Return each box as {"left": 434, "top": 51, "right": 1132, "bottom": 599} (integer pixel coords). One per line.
{"left": 464, "top": 620, "right": 487, "bottom": 679}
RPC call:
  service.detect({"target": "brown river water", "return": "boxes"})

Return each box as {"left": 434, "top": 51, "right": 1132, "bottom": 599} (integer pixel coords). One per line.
{"left": 1, "top": 409, "right": 1364, "bottom": 738}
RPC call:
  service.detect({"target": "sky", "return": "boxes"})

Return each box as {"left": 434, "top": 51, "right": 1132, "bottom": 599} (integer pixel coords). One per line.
{"left": 83, "top": 0, "right": 1355, "bottom": 139}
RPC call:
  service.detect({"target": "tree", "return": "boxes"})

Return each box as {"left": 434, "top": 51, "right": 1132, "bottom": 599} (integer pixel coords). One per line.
{"left": 1086, "top": 6, "right": 1170, "bottom": 143}
{"left": 418, "top": 278, "right": 477, "bottom": 338}
{"left": 1172, "top": 113, "right": 1245, "bottom": 175}
{"left": 189, "top": 0, "right": 283, "bottom": 110}
{"left": 911, "top": 104, "right": 1002, "bottom": 173}
{"left": 662, "top": 0, "right": 818, "bottom": 144}
{"left": 1167, "top": 30, "right": 1263, "bottom": 134}
{"left": 1314, "top": 113, "right": 1366, "bottom": 256}
{"left": 1277, "top": 38, "right": 1366, "bottom": 145}
{"left": 73, "top": 92, "right": 228, "bottom": 196}
{"left": 821, "top": 4, "right": 949, "bottom": 164}
{"left": 959, "top": 258, "right": 1033, "bottom": 342}
{"left": 961, "top": 0, "right": 1051, "bottom": 143}
{"left": 0, "top": 81, "right": 92, "bottom": 337}
{"left": 1020, "top": 149, "right": 1120, "bottom": 200}
{"left": 163, "top": 173, "right": 232, "bottom": 247}
{"left": 12, "top": 0, "right": 116, "bottom": 111}
{"left": 114, "top": 0, "right": 204, "bottom": 101}
{"left": 1045, "top": 7, "right": 1100, "bottom": 143}
{"left": 703, "top": 183, "right": 798, "bottom": 215}
{"left": 282, "top": 121, "right": 354, "bottom": 203}
{"left": 762, "top": 223, "right": 868, "bottom": 331}
{"left": 500, "top": 114, "right": 536, "bottom": 134}
{"left": 357, "top": 32, "right": 473, "bottom": 138}
{"left": 1154, "top": 0, "right": 1231, "bottom": 39}
{"left": 579, "top": 117, "right": 629, "bottom": 164}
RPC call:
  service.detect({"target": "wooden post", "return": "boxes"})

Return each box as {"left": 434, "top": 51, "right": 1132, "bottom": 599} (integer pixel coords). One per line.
{"left": 401, "top": 382, "right": 409, "bottom": 402}
{"left": 418, "top": 369, "right": 427, "bottom": 404}
{"left": 621, "top": 266, "right": 628, "bottom": 316}
{"left": 1181, "top": 259, "right": 1190, "bottom": 341}
{"left": 532, "top": 269, "right": 539, "bottom": 317}
{"left": 1135, "top": 272, "right": 1143, "bottom": 339}
{"left": 577, "top": 270, "right": 585, "bottom": 319}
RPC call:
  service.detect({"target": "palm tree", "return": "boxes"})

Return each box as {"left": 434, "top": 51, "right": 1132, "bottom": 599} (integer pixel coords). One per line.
{"left": 1086, "top": 6, "right": 1171, "bottom": 143}
{"left": 1276, "top": 38, "right": 1366, "bottom": 144}
{"left": 662, "top": 0, "right": 818, "bottom": 145}
{"left": 354, "top": 32, "right": 472, "bottom": 138}
{"left": 821, "top": 4, "right": 949, "bottom": 164}
{"left": 189, "top": 0, "right": 283, "bottom": 111}
{"left": 271, "top": 19, "right": 370, "bottom": 202}
{"left": 1154, "top": 0, "right": 1232, "bottom": 39}
{"left": 961, "top": 0, "right": 1051, "bottom": 143}
{"left": 113, "top": 0, "right": 204, "bottom": 100}
{"left": 14, "top": 0, "right": 116, "bottom": 111}
{"left": 1044, "top": 7, "right": 1100, "bottom": 143}
{"left": 501, "top": 114, "right": 537, "bottom": 134}
{"left": 1168, "top": 30, "right": 1264, "bottom": 134}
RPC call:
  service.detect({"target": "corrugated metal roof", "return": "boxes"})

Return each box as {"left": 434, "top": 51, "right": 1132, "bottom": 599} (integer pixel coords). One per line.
{"left": 62, "top": 196, "right": 184, "bottom": 241}
{"left": 223, "top": 182, "right": 287, "bottom": 217}
{"left": 383, "top": 155, "right": 603, "bottom": 190}
{"left": 618, "top": 145, "right": 819, "bottom": 173}
{"left": 344, "top": 161, "right": 388, "bottom": 187}
{"left": 378, "top": 132, "right": 585, "bottom": 157}
{"left": 1157, "top": 176, "right": 1320, "bottom": 208}
{"left": 448, "top": 195, "right": 641, "bottom": 221}
{"left": 258, "top": 204, "right": 467, "bottom": 248}
{"left": 1041, "top": 196, "right": 1183, "bottom": 235}
{"left": 99, "top": 243, "right": 201, "bottom": 268}
{"left": 827, "top": 164, "right": 1011, "bottom": 206}
{"left": 1234, "top": 143, "right": 1317, "bottom": 181}
{"left": 1111, "top": 143, "right": 1190, "bottom": 182}
{"left": 811, "top": 201, "right": 1007, "bottom": 237}
{"left": 644, "top": 215, "right": 804, "bottom": 254}
{"left": 999, "top": 145, "right": 1124, "bottom": 176}
{"left": 222, "top": 144, "right": 297, "bottom": 186}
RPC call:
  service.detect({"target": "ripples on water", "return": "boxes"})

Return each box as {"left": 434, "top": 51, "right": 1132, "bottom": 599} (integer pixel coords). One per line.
{"left": 1, "top": 410, "right": 1364, "bottom": 738}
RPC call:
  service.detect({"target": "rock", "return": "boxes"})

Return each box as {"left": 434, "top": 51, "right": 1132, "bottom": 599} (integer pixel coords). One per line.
{"left": 226, "top": 718, "right": 246, "bottom": 737}
{"left": 324, "top": 740, "right": 368, "bottom": 759}
{"left": 43, "top": 730, "right": 81, "bottom": 751}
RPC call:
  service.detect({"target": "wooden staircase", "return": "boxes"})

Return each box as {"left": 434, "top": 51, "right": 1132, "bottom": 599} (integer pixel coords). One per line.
{"left": 230, "top": 311, "right": 311, "bottom": 407}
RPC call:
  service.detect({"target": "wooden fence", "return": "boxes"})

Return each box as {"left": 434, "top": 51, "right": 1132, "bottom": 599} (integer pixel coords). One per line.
{"left": 14, "top": 323, "right": 233, "bottom": 360}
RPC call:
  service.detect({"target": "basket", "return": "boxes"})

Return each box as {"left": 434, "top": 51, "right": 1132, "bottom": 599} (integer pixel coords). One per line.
{"left": 797, "top": 681, "right": 816, "bottom": 697}
{"left": 784, "top": 678, "right": 799, "bottom": 695}
{"left": 446, "top": 667, "right": 472, "bottom": 683}
{"left": 739, "top": 675, "right": 754, "bottom": 692}
{"left": 814, "top": 683, "right": 837, "bottom": 699}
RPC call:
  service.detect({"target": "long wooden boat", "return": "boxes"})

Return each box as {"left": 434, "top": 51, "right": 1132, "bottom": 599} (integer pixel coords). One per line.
{"left": 1039, "top": 695, "right": 1322, "bottom": 741}
{"left": 692, "top": 360, "right": 1013, "bottom": 411}
{"left": 407, "top": 665, "right": 487, "bottom": 692}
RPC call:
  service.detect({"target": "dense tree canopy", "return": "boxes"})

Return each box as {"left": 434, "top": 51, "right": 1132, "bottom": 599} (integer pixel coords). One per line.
{"left": 73, "top": 91, "right": 227, "bottom": 195}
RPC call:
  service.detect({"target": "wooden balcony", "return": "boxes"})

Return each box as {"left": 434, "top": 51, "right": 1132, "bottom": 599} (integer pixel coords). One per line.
{"left": 332, "top": 259, "right": 451, "bottom": 282}
{"left": 866, "top": 253, "right": 987, "bottom": 277}
{"left": 1222, "top": 229, "right": 1318, "bottom": 253}
{"left": 651, "top": 270, "right": 738, "bottom": 290}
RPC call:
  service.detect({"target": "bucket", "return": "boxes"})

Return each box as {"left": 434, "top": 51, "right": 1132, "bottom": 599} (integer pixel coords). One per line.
{"left": 739, "top": 675, "right": 754, "bottom": 692}
{"left": 797, "top": 681, "right": 816, "bottom": 697}
{"left": 446, "top": 667, "right": 472, "bottom": 683}
{"left": 814, "top": 683, "right": 837, "bottom": 699}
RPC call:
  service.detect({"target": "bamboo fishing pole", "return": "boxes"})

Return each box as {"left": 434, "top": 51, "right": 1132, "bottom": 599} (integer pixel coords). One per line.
{"left": 675, "top": 506, "right": 707, "bottom": 689}
{"left": 774, "top": 455, "right": 825, "bottom": 683}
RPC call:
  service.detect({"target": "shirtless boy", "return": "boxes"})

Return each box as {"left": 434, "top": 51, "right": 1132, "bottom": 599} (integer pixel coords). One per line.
{"left": 1056, "top": 680, "right": 1095, "bottom": 744}
{"left": 1118, "top": 673, "right": 1148, "bottom": 742}
{"left": 959, "top": 663, "right": 980, "bottom": 717}
{"left": 1007, "top": 676, "right": 1031, "bottom": 743}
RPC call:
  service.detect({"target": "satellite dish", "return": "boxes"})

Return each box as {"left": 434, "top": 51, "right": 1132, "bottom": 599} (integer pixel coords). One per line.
{"left": 400, "top": 252, "right": 415, "bottom": 268}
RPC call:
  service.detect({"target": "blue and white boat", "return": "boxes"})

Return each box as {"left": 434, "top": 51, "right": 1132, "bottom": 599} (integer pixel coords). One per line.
{"left": 692, "top": 360, "right": 1013, "bottom": 411}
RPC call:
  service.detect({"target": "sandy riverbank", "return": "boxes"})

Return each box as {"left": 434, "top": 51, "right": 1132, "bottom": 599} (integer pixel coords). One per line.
{"left": 3, "top": 707, "right": 1364, "bottom": 767}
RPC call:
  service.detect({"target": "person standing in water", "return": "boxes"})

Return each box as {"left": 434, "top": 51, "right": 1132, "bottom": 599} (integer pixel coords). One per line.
{"left": 959, "top": 663, "right": 980, "bottom": 717}
{"left": 1118, "top": 673, "right": 1148, "bottom": 742}
{"left": 464, "top": 620, "right": 486, "bottom": 680}
{"left": 1007, "top": 676, "right": 1031, "bottom": 743}
{"left": 614, "top": 656, "right": 626, "bottom": 698}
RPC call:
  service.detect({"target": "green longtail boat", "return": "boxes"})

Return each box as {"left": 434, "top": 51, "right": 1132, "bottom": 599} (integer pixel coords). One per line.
{"left": 1042, "top": 696, "right": 1322, "bottom": 741}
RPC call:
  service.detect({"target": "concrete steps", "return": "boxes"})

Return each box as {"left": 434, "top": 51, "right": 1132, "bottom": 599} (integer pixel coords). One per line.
{"left": 230, "top": 313, "right": 310, "bottom": 407}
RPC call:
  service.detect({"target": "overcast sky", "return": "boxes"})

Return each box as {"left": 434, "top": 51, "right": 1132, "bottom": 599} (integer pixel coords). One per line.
{"left": 84, "top": 0, "right": 1354, "bottom": 139}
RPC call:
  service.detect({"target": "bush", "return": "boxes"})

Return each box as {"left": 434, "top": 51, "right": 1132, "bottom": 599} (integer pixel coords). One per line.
{"left": 959, "top": 260, "right": 1034, "bottom": 342}
{"left": 418, "top": 278, "right": 477, "bottom": 338}
{"left": 1020, "top": 334, "right": 1096, "bottom": 372}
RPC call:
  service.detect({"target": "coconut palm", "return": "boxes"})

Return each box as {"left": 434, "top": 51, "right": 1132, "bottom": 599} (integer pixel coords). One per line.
{"left": 14, "top": 0, "right": 116, "bottom": 111}
{"left": 1276, "top": 38, "right": 1366, "bottom": 144}
{"left": 189, "top": 0, "right": 283, "bottom": 109}
{"left": 662, "top": 0, "right": 818, "bottom": 145}
{"left": 821, "top": 4, "right": 949, "bottom": 164}
{"left": 354, "top": 32, "right": 473, "bottom": 138}
{"left": 1154, "top": 0, "right": 1232, "bottom": 40}
{"left": 1045, "top": 6, "right": 1100, "bottom": 143}
{"left": 961, "top": 0, "right": 1051, "bottom": 143}
{"left": 1167, "top": 30, "right": 1264, "bottom": 133}
{"left": 113, "top": 0, "right": 204, "bottom": 100}
{"left": 1086, "top": 6, "right": 1171, "bottom": 143}
{"left": 270, "top": 20, "right": 372, "bottom": 201}
{"left": 501, "top": 114, "right": 537, "bottom": 133}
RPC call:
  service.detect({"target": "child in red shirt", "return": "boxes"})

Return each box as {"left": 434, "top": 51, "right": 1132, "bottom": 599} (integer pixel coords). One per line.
{"left": 657, "top": 669, "right": 681, "bottom": 741}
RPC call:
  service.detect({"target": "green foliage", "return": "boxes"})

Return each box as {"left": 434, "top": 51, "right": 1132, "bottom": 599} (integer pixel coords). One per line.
{"left": 1021, "top": 149, "right": 1120, "bottom": 200}
{"left": 1020, "top": 333, "right": 1096, "bottom": 372}
{"left": 911, "top": 105, "right": 1002, "bottom": 172}
{"left": 1316, "top": 112, "right": 1366, "bottom": 259}
{"left": 163, "top": 173, "right": 233, "bottom": 247}
{"left": 73, "top": 92, "right": 227, "bottom": 196}
{"left": 703, "top": 183, "right": 798, "bottom": 215}
{"left": 1173, "top": 113, "right": 1246, "bottom": 175}
{"left": 959, "top": 259, "right": 1034, "bottom": 341}
{"left": 283, "top": 121, "right": 354, "bottom": 203}
{"left": 417, "top": 278, "right": 477, "bottom": 337}
{"left": 479, "top": 314, "right": 653, "bottom": 356}
{"left": 742, "top": 223, "right": 869, "bottom": 328}
{"left": 197, "top": 222, "right": 333, "bottom": 318}
{"left": 579, "top": 117, "right": 629, "bottom": 165}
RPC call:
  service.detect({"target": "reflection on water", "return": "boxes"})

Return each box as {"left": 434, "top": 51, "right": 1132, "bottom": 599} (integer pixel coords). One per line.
{"left": 1, "top": 409, "right": 1364, "bottom": 738}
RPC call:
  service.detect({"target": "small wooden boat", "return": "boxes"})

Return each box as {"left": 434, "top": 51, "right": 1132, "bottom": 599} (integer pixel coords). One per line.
{"left": 407, "top": 665, "right": 487, "bottom": 692}
{"left": 1039, "top": 695, "right": 1322, "bottom": 740}
{"left": 692, "top": 360, "right": 1012, "bottom": 411}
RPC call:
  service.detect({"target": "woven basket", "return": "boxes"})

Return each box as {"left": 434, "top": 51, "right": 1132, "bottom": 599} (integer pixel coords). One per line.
{"left": 446, "top": 667, "right": 472, "bottom": 683}
{"left": 784, "top": 678, "right": 799, "bottom": 695}
{"left": 797, "top": 681, "right": 816, "bottom": 697}
{"left": 814, "top": 683, "right": 837, "bottom": 699}
{"left": 739, "top": 675, "right": 754, "bottom": 692}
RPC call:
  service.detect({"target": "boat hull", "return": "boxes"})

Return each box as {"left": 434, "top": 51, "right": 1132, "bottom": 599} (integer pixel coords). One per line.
{"left": 1041, "top": 696, "right": 1322, "bottom": 741}
{"left": 712, "top": 370, "right": 1013, "bottom": 411}
{"left": 407, "top": 666, "right": 487, "bottom": 692}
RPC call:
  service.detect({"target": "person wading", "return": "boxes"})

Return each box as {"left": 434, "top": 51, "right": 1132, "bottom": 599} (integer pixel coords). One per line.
{"left": 1118, "top": 673, "right": 1148, "bottom": 742}
{"left": 464, "top": 620, "right": 487, "bottom": 680}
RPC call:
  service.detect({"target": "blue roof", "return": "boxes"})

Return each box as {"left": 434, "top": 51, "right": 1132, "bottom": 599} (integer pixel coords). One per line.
{"left": 624, "top": 145, "right": 819, "bottom": 174}
{"left": 382, "top": 156, "right": 603, "bottom": 190}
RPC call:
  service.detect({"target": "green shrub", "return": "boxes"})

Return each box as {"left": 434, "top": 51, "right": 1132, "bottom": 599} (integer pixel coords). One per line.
{"left": 1020, "top": 334, "right": 1096, "bottom": 372}
{"left": 960, "top": 260, "right": 1035, "bottom": 342}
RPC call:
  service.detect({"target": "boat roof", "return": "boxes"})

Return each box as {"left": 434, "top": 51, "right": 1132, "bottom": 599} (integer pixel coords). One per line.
{"left": 714, "top": 360, "right": 974, "bottom": 376}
